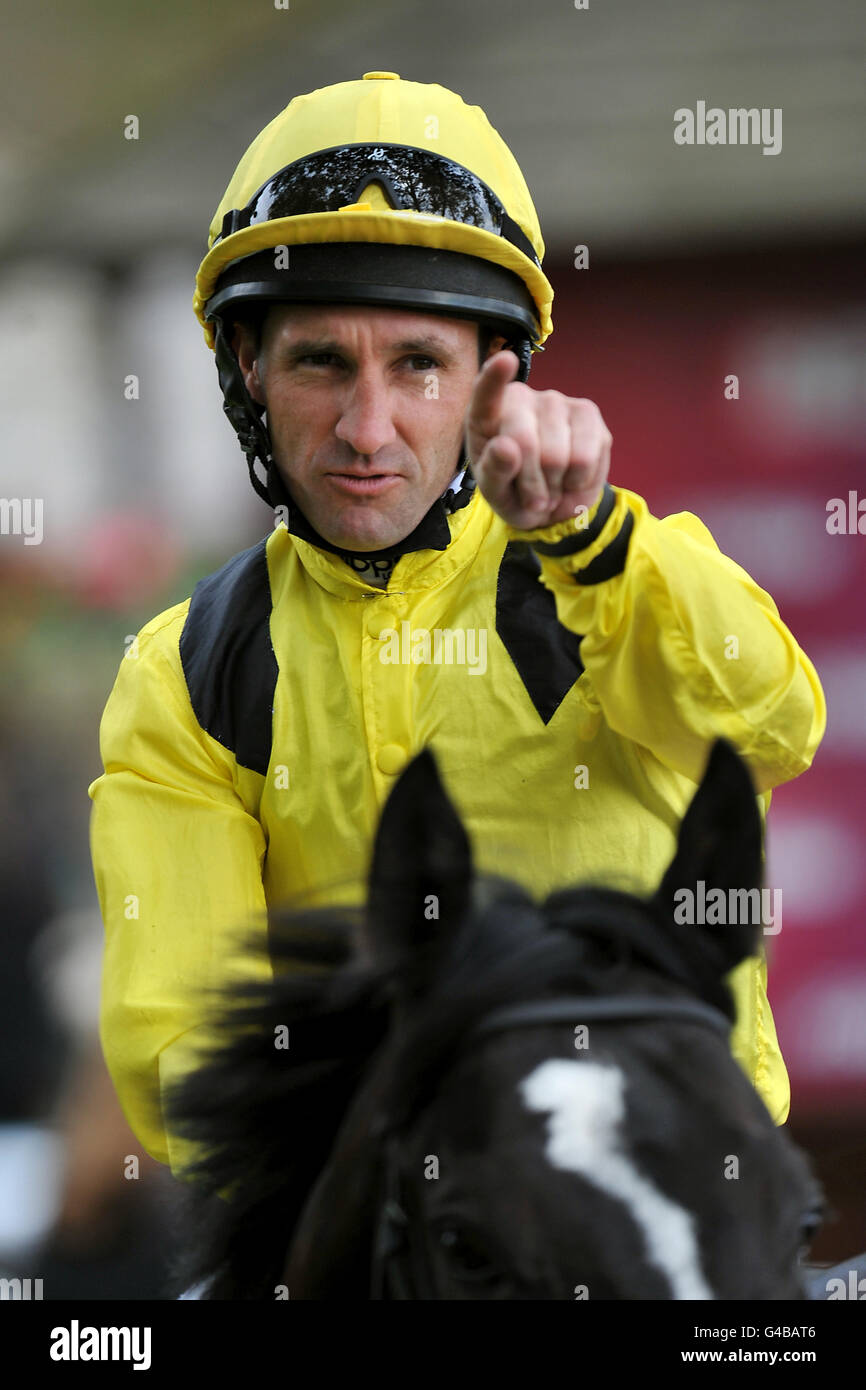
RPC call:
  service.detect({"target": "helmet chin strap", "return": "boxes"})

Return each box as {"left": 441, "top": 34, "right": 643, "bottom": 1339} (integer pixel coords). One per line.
{"left": 212, "top": 315, "right": 276, "bottom": 507}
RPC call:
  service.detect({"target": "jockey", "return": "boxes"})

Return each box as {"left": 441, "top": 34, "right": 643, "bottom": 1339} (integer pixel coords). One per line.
{"left": 88, "top": 71, "right": 826, "bottom": 1172}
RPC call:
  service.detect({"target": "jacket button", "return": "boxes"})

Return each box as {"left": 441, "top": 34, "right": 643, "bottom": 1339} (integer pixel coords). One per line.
{"left": 368, "top": 610, "right": 398, "bottom": 637}
{"left": 377, "top": 743, "right": 408, "bottom": 775}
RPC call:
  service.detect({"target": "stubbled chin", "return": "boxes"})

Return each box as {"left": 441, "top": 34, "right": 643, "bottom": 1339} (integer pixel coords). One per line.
{"left": 304, "top": 480, "right": 438, "bottom": 551}
{"left": 316, "top": 504, "right": 419, "bottom": 552}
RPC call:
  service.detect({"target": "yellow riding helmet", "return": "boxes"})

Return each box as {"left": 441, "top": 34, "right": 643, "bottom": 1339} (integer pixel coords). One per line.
{"left": 195, "top": 70, "right": 553, "bottom": 350}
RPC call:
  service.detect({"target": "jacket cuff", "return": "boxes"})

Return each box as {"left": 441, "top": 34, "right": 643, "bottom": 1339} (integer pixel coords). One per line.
{"left": 505, "top": 483, "right": 634, "bottom": 584}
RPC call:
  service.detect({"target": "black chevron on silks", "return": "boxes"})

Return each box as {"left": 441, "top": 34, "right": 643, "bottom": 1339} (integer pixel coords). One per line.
{"left": 494, "top": 542, "right": 585, "bottom": 723}
{"left": 180, "top": 539, "right": 277, "bottom": 776}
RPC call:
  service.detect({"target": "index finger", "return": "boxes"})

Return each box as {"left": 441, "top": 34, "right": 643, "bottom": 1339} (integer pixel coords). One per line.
{"left": 465, "top": 349, "right": 521, "bottom": 443}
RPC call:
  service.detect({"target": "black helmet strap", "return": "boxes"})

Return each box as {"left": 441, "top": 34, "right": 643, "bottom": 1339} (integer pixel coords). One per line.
{"left": 212, "top": 315, "right": 275, "bottom": 506}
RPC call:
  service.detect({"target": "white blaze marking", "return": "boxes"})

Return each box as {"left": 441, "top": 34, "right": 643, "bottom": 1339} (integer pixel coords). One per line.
{"left": 520, "top": 1059, "right": 714, "bottom": 1300}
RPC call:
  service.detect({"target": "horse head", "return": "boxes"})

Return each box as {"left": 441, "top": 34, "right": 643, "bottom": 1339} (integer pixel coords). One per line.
{"left": 168, "top": 738, "right": 823, "bottom": 1299}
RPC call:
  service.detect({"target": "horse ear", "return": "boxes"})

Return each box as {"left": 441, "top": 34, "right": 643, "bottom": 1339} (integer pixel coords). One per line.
{"left": 654, "top": 738, "right": 764, "bottom": 976}
{"left": 365, "top": 749, "right": 473, "bottom": 980}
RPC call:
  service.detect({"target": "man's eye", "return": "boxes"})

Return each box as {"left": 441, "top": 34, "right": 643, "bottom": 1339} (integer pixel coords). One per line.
{"left": 295, "top": 353, "right": 436, "bottom": 370}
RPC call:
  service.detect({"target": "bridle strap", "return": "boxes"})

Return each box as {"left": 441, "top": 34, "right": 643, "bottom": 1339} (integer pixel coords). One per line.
{"left": 370, "top": 1135, "right": 416, "bottom": 1301}
{"left": 471, "top": 993, "right": 733, "bottom": 1041}
{"left": 372, "top": 990, "right": 732, "bottom": 1298}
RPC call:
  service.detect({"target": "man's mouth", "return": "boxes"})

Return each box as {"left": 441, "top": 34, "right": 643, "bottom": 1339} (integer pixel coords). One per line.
{"left": 325, "top": 472, "right": 403, "bottom": 496}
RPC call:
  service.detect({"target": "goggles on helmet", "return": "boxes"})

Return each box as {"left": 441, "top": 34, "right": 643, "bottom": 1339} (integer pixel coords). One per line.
{"left": 211, "top": 142, "right": 542, "bottom": 273}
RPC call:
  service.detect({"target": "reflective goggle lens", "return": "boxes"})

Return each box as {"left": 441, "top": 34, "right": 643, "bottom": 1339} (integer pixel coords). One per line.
{"left": 215, "top": 143, "right": 540, "bottom": 269}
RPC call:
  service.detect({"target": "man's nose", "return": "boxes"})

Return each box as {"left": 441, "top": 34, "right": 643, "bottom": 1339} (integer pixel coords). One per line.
{"left": 334, "top": 370, "right": 398, "bottom": 456}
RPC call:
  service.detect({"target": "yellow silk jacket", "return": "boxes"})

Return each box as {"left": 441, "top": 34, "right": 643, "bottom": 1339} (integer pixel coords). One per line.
{"left": 89, "top": 479, "right": 826, "bottom": 1168}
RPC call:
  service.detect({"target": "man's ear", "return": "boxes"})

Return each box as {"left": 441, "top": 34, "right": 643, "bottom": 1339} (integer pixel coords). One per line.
{"left": 484, "top": 334, "right": 509, "bottom": 360}
{"left": 230, "top": 321, "right": 267, "bottom": 406}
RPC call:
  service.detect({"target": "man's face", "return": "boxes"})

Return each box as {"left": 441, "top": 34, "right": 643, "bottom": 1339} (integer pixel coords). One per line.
{"left": 232, "top": 303, "right": 506, "bottom": 551}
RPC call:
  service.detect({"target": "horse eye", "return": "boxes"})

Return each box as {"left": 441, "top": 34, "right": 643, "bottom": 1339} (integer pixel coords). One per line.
{"left": 798, "top": 1202, "right": 825, "bottom": 1256}
{"left": 437, "top": 1225, "right": 498, "bottom": 1281}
